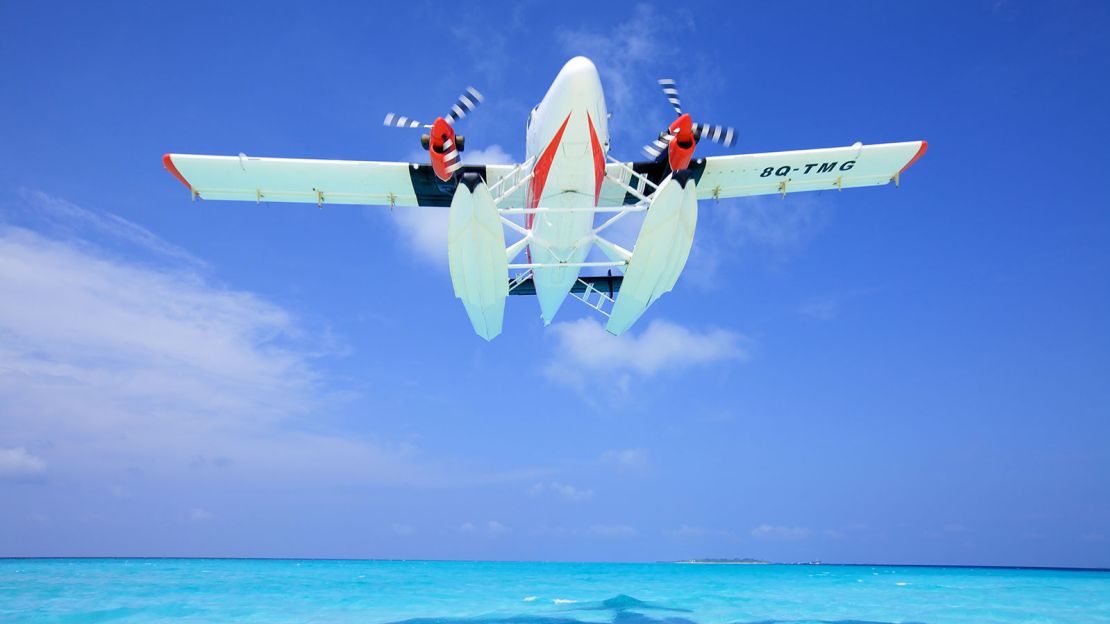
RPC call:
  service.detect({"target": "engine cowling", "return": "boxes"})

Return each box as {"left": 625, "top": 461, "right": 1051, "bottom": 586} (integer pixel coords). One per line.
{"left": 427, "top": 117, "right": 463, "bottom": 182}
{"left": 666, "top": 113, "right": 697, "bottom": 172}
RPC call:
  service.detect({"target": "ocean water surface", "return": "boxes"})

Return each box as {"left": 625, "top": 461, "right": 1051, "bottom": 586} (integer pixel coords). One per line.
{"left": 1, "top": 559, "right": 1108, "bottom": 623}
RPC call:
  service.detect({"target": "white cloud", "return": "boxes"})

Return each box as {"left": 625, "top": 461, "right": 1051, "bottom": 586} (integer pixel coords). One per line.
{"left": 391, "top": 523, "right": 416, "bottom": 536}
{"left": 587, "top": 524, "right": 638, "bottom": 538}
{"left": 600, "top": 448, "right": 648, "bottom": 473}
{"left": 390, "top": 208, "right": 450, "bottom": 268}
{"left": 749, "top": 524, "right": 813, "bottom": 541}
{"left": 668, "top": 524, "right": 736, "bottom": 540}
{"left": 449, "top": 17, "right": 513, "bottom": 84}
{"left": 717, "top": 196, "right": 826, "bottom": 251}
{"left": 528, "top": 481, "right": 594, "bottom": 502}
{"left": 189, "top": 508, "right": 213, "bottom": 522}
{"left": 688, "top": 195, "right": 829, "bottom": 290}
{"left": 459, "top": 520, "right": 510, "bottom": 535}
{"left": 0, "top": 447, "right": 46, "bottom": 481}
{"left": 799, "top": 297, "right": 840, "bottom": 320}
{"left": 557, "top": 5, "right": 688, "bottom": 143}
{"left": 545, "top": 318, "right": 748, "bottom": 386}
{"left": 385, "top": 144, "right": 514, "bottom": 268}
{"left": 0, "top": 193, "right": 526, "bottom": 490}
{"left": 17, "top": 189, "right": 204, "bottom": 268}
{"left": 672, "top": 524, "right": 709, "bottom": 538}
{"left": 463, "top": 145, "right": 514, "bottom": 166}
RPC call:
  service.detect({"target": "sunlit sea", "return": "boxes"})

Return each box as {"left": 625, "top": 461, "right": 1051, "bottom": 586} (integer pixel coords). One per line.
{"left": 2, "top": 559, "right": 1108, "bottom": 623}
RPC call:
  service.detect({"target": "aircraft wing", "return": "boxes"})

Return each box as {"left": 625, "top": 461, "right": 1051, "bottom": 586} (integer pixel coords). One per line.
{"left": 601, "top": 140, "right": 927, "bottom": 205}
{"left": 163, "top": 153, "right": 525, "bottom": 207}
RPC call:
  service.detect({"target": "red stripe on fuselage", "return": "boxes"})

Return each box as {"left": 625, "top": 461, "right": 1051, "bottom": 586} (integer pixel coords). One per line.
{"left": 525, "top": 113, "right": 572, "bottom": 262}
{"left": 527, "top": 112, "right": 573, "bottom": 225}
{"left": 587, "top": 113, "right": 605, "bottom": 205}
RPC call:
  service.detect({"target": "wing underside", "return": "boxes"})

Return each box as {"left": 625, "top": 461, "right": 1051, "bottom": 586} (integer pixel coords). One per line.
{"left": 166, "top": 141, "right": 924, "bottom": 208}
{"left": 163, "top": 153, "right": 525, "bottom": 207}
{"left": 600, "top": 140, "right": 927, "bottom": 205}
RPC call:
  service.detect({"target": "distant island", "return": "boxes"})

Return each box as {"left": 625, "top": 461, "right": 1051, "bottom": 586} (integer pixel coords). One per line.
{"left": 674, "top": 558, "right": 771, "bottom": 564}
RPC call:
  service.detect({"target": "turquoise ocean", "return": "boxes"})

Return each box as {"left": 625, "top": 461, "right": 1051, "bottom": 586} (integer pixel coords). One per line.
{"left": 2, "top": 559, "right": 1108, "bottom": 623}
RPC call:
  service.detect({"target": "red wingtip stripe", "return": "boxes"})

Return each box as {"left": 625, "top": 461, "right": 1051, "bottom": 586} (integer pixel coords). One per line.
{"left": 898, "top": 140, "right": 928, "bottom": 175}
{"left": 162, "top": 154, "right": 193, "bottom": 192}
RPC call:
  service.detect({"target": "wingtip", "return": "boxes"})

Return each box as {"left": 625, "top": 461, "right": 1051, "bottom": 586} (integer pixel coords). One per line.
{"left": 898, "top": 140, "right": 928, "bottom": 175}
{"left": 162, "top": 153, "right": 193, "bottom": 192}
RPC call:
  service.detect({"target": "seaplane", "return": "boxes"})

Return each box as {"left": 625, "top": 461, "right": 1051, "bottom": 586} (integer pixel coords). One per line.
{"left": 163, "top": 56, "right": 927, "bottom": 340}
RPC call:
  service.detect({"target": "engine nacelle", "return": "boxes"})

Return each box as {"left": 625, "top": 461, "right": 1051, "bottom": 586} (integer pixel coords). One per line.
{"left": 666, "top": 113, "right": 696, "bottom": 172}
{"left": 427, "top": 117, "right": 464, "bottom": 182}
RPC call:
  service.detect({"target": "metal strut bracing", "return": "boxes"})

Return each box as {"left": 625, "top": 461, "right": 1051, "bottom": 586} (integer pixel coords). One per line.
{"left": 489, "top": 156, "right": 536, "bottom": 207}
{"left": 496, "top": 155, "right": 666, "bottom": 318}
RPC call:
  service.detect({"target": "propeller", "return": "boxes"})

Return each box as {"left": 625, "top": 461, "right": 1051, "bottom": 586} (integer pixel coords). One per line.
{"left": 642, "top": 79, "right": 736, "bottom": 159}
{"left": 383, "top": 86, "right": 484, "bottom": 130}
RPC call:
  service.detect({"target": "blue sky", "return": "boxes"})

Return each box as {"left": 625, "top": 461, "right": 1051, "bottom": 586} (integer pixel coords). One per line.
{"left": 1, "top": 1, "right": 1108, "bottom": 568}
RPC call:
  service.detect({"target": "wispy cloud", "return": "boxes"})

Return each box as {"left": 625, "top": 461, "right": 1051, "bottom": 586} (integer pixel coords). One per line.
{"left": 688, "top": 194, "right": 829, "bottom": 289}
{"left": 798, "top": 287, "right": 875, "bottom": 321}
{"left": 0, "top": 448, "right": 47, "bottom": 482}
{"left": 600, "top": 448, "right": 648, "bottom": 473}
{"left": 0, "top": 192, "right": 530, "bottom": 491}
{"left": 463, "top": 145, "right": 515, "bottom": 166}
{"left": 749, "top": 524, "right": 813, "bottom": 541}
{"left": 528, "top": 481, "right": 594, "bottom": 502}
{"left": 798, "top": 296, "right": 841, "bottom": 320}
{"left": 384, "top": 144, "right": 515, "bottom": 268}
{"left": 587, "top": 524, "right": 638, "bottom": 538}
{"left": 557, "top": 4, "right": 690, "bottom": 145}
{"left": 668, "top": 524, "right": 737, "bottom": 540}
{"left": 460, "top": 520, "right": 510, "bottom": 535}
{"left": 544, "top": 318, "right": 748, "bottom": 391}
{"left": 16, "top": 189, "right": 205, "bottom": 268}
{"left": 391, "top": 523, "right": 416, "bottom": 536}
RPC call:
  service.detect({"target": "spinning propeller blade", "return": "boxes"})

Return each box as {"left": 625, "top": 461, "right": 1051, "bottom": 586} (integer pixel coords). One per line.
{"left": 642, "top": 78, "right": 737, "bottom": 159}
{"left": 643, "top": 133, "right": 674, "bottom": 159}
{"left": 658, "top": 78, "right": 682, "bottom": 115}
{"left": 694, "top": 123, "right": 736, "bottom": 147}
{"left": 382, "top": 114, "right": 428, "bottom": 129}
{"left": 383, "top": 86, "right": 485, "bottom": 130}
{"left": 445, "top": 87, "right": 484, "bottom": 125}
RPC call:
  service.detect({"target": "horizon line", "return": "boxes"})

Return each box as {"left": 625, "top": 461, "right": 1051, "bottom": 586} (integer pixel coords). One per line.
{"left": 1, "top": 557, "right": 1106, "bottom": 573}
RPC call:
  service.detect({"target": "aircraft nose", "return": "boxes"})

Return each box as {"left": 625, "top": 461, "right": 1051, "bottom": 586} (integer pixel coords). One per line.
{"left": 557, "top": 56, "right": 600, "bottom": 85}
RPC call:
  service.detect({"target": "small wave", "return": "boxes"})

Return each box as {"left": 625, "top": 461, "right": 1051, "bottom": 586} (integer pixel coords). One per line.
{"left": 523, "top": 596, "right": 538, "bottom": 602}
{"left": 895, "top": 582, "right": 910, "bottom": 586}
{"left": 553, "top": 598, "right": 578, "bottom": 604}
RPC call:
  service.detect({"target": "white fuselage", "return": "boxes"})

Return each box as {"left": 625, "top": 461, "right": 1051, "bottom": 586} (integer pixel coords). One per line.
{"left": 523, "top": 56, "right": 609, "bottom": 324}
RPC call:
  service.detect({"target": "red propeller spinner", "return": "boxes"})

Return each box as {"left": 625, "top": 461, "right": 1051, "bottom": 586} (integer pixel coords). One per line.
{"left": 383, "top": 86, "right": 484, "bottom": 181}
